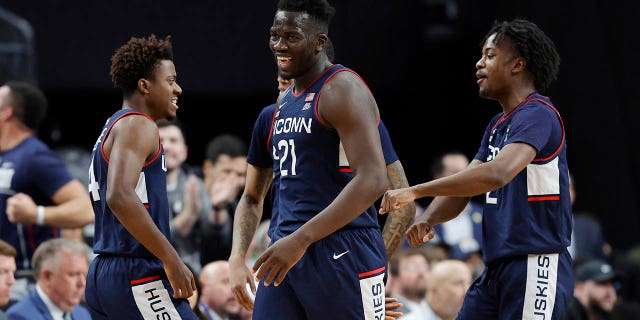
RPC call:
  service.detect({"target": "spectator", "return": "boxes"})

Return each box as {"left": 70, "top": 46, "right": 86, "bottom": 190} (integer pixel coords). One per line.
{"left": 0, "top": 81, "right": 93, "bottom": 303}
{"left": 158, "top": 118, "right": 213, "bottom": 274}
{"left": 200, "top": 134, "right": 247, "bottom": 265}
{"left": 402, "top": 259, "right": 472, "bottom": 320}
{"left": 565, "top": 259, "right": 618, "bottom": 319}
{"left": 6, "top": 238, "right": 91, "bottom": 319}
{"left": 198, "top": 260, "right": 241, "bottom": 320}
{"left": 0, "top": 240, "right": 16, "bottom": 319}
{"left": 388, "top": 247, "right": 430, "bottom": 318}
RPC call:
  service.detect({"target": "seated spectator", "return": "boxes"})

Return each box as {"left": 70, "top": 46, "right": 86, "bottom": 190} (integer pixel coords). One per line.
{"left": 388, "top": 247, "right": 430, "bottom": 318}
{"left": 199, "top": 260, "right": 241, "bottom": 320}
{"left": 565, "top": 259, "right": 618, "bottom": 319}
{"left": 402, "top": 259, "right": 471, "bottom": 320}
{"left": 0, "top": 240, "right": 16, "bottom": 318}
{"left": 200, "top": 134, "right": 248, "bottom": 265}
{"left": 7, "top": 238, "right": 91, "bottom": 320}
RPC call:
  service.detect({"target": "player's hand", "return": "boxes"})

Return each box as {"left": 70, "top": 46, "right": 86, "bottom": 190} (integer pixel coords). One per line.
{"left": 406, "top": 221, "right": 435, "bottom": 247}
{"left": 378, "top": 187, "right": 416, "bottom": 214}
{"left": 6, "top": 193, "right": 38, "bottom": 224}
{"left": 163, "top": 256, "right": 196, "bottom": 299}
{"left": 229, "top": 255, "right": 256, "bottom": 311}
{"left": 253, "top": 235, "right": 308, "bottom": 287}
{"left": 385, "top": 297, "right": 403, "bottom": 320}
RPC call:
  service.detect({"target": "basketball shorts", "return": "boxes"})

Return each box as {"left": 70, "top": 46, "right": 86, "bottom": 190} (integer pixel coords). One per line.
{"left": 457, "top": 249, "right": 574, "bottom": 319}
{"left": 85, "top": 254, "right": 196, "bottom": 320}
{"left": 253, "top": 227, "right": 388, "bottom": 320}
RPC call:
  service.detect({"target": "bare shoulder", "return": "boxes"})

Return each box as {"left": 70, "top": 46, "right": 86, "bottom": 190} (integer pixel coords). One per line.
{"left": 319, "top": 70, "right": 378, "bottom": 126}
{"left": 106, "top": 113, "right": 159, "bottom": 158}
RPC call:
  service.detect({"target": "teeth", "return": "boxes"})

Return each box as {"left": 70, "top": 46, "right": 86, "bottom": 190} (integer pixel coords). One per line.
{"left": 277, "top": 56, "right": 291, "bottom": 61}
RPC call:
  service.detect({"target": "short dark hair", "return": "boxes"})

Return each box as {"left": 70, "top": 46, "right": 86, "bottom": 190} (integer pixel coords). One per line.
{"left": 157, "top": 117, "right": 186, "bottom": 141}
{"left": 4, "top": 80, "right": 48, "bottom": 130}
{"left": 482, "top": 19, "right": 560, "bottom": 92}
{"left": 110, "top": 34, "right": 174, "bottom": 97}
{"left": 205, "top": 134, "right": 247, "bottom": 163}
{"left": 277, "top": 0, "right": 336, "bottom": 33}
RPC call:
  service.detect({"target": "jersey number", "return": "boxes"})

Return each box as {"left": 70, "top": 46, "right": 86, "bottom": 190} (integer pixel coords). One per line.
{"left": 273, "top": 139, "right": 297, "bottom": 176}
{"left": 88, "top": 159, "right": 100, "bottom": 201}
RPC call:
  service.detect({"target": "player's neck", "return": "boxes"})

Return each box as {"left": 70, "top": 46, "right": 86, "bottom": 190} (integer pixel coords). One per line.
{"left": 499, "top": 86, "right": 537, "bottom": 114}
{"left": 292, "top": 59, "right": 332, "bottom": 94}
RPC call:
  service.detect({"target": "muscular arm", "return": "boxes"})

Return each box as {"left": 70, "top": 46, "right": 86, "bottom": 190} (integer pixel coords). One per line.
{"left": 412, "top": 143, "right": 536, "bottom": 198}
{"left": 417, "top": 160, "right": 482, "bottom": 227}
{"left": 104, "top": 116, "right": 181, "bottom": 264}
{"left": 229, "top": 164, "right": 273, "bottom": 262}
{"left": 381, "top": 160, "right": 415, "bottom": 260}
{"left": 292, "top": 72, "right": 389, "bottom": 246}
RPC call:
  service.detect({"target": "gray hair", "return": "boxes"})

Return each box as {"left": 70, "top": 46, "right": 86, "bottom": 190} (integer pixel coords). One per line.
{"left": 32, "top": 238, "right": 91, "bottom": 280}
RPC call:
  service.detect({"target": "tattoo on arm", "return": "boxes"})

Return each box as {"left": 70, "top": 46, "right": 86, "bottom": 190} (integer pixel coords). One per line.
{"left": 381, "top": 160, "right": 416, "bottom": 260}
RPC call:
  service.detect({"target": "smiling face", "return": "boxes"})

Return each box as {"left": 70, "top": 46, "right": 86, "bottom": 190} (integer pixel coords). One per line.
{"left": 475, "top": 33, "right": 518, "bottom": 100}
{"left": 269, "top": 10, "right": 324, "bottom": 81}
{"left": 145, "top": 59, "right": 182, "bottom": 120}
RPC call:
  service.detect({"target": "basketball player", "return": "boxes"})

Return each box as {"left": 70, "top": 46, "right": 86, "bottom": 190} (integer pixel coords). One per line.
{"left": 228, "top": 0, "right": 397, "bottom": 319}
{"left": 84, "top": 35, "right": 196, "bottom": 319}
{"left": 379, "top": 19, "right": 573, "bottom": 319}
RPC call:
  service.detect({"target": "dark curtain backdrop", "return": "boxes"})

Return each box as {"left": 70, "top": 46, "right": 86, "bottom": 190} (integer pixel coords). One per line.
{"left": 1, "top": 0, "right": 638, "bottom": 249}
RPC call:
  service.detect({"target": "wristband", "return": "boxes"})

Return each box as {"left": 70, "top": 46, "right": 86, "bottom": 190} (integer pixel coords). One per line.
{"left": 36, "top": 206, "right": 45, "bottom": 225}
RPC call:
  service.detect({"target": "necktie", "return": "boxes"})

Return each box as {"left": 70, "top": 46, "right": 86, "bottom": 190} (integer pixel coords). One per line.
{"left": 62, "top": 313, "right": 72, "bottom": 320}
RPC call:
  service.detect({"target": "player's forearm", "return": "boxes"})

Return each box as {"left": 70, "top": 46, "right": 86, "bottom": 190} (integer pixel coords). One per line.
{"left": 418, "top": 196, "right": 470, "bottom": 226}
{"left": 412, "top": 164, "right": 503, "bottom": 198}
{"left": 382, "top": 160, "right": 415, "bottom": 260}
{"left": 229, "top": 195, "right": 263, "bottom": 260}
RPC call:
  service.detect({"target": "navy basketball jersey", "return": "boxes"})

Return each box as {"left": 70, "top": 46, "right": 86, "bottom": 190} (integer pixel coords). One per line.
{"left": 247, "top": 100, "right": 398, "bottom": 241}
{"left": 88, "top": 109, "right": 170, "bottom": 257}
{"left": 474, "top": 93, "right": 572, "bottom": 264}
{"left": 265, "top": 64, "right": 382, "bottom": 240}
{"left": 0, "top": 136, "right": 72, "bottom": 270}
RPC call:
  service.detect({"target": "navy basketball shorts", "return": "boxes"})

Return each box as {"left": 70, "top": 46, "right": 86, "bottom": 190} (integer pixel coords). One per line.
{"left": 253, "top": 227, "right": 388, "bottom": 320}
{"left": 457, "top": 249, "right": 574, "bottom": 319}
{"left": 85, "top": 254, "right": 196, "bottom": 320}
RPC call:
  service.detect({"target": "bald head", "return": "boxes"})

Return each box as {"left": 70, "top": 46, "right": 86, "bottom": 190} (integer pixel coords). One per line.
{"left": 427, "top": 260, "right": 472, "bottom": 320}
{"left": 199, "top": 260, "right": 240, "bottom": 316}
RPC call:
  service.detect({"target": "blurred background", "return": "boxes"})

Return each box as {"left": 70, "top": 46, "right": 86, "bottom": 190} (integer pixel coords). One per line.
{"left": 1, "top": 0, "right": 638, "bottom": 249}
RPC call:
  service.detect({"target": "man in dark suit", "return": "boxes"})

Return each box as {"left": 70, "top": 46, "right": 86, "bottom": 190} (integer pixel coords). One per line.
{"left": 7, "top": 239, "right": 91, "bottom": 320}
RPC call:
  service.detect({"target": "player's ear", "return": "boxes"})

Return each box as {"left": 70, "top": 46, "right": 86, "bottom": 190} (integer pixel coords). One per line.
{"left": 138, "top": 78, "right": 151, "bottom": 95}
{"left": 316, "top": 34, "right": 328, "bottom": 54}
{"left": 511, "top": 56, "right": 526, "bottom": 74}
